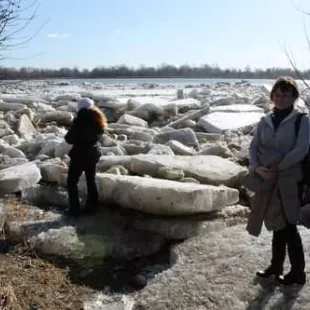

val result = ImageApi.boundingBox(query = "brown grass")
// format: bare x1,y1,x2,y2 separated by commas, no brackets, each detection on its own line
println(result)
0,199,96,309
0,251,94,310
3,200,51,223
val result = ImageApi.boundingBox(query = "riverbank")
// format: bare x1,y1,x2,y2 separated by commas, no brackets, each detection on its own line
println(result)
0,79,310,309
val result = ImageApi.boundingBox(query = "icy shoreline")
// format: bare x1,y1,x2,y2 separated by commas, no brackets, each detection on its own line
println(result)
0,78,310,308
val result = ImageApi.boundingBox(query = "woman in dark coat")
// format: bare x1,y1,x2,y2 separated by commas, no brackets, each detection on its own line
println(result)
247,77,309,285
65,97,106,217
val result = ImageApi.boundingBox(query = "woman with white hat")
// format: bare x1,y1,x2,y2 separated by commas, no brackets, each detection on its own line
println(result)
65,97,107,217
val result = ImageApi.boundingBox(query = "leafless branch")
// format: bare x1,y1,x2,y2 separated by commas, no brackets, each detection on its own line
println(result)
290,0,310,16
0,0,42,58
284,48,310,89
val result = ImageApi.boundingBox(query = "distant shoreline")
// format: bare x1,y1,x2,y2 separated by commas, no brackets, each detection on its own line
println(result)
0,76,274,81
0,77,277,87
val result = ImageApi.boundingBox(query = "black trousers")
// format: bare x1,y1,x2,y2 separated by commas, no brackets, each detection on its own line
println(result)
271,223,305,274
67,158,98,212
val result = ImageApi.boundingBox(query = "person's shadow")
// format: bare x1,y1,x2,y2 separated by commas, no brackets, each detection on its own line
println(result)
246,277,277,310
246,277,303,310
271,285,303,310
39,239,177,293
32,203,180,293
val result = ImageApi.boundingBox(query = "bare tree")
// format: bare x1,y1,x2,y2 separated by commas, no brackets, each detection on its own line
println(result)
285,48,310,89
286,1,310,89
0,0,40,60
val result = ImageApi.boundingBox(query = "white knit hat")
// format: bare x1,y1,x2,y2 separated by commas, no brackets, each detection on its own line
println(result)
77,97,94,111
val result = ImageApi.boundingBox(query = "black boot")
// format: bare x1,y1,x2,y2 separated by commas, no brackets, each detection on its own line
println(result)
287,225,305,274
83,206,97,215
84,161,99,215
278,271,306,285
83,197,98,215
278,225,306,285
65,208,81,218
256,265,283,278
257,229,286,278
67,161,83,218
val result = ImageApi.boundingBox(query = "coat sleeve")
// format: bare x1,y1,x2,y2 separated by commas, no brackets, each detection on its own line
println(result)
249,118,263,171
64,118,80,145
277,115,310,171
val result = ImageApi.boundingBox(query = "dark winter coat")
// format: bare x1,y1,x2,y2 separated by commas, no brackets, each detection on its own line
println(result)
65,109,103,163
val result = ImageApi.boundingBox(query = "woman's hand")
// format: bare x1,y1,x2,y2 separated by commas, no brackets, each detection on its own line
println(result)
255,166,276,180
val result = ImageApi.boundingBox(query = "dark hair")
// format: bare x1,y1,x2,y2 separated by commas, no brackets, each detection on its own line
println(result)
270,76,299,100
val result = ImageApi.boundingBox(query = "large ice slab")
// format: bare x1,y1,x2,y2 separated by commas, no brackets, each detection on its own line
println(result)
0,162,41,195
198,111,264,134
127,96,168,106
130,155,247,188
210,104,264,113
165,98,201,109
96,174,239,216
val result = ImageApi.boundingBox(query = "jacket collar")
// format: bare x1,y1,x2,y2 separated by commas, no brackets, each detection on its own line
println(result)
264,107,299,129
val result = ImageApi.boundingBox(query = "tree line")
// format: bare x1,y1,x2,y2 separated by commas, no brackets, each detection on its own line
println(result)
0,64,309,80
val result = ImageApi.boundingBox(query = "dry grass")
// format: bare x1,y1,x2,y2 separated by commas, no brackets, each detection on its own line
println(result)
0,199,96,309
0,285,22,310
3,200,52,223
0,250,95,310
3,201,29,223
